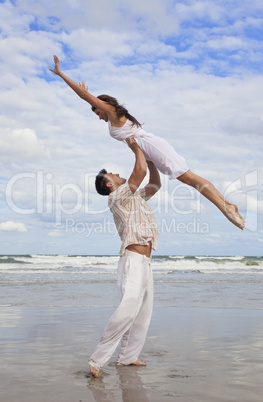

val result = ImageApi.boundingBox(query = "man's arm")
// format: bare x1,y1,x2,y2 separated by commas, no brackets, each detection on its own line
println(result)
142,160,162,200
49,55,115,114
126,137,147,193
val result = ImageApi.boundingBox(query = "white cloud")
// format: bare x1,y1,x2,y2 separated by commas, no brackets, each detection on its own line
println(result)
0,1,34,36
14,0,180,36
60,29,134,59
48,229,64,237
0,128,50,162
207,36,247,50
175,1,224,23
0,221,27,232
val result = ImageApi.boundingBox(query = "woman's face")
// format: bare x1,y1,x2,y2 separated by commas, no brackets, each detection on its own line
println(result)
93,108,108,122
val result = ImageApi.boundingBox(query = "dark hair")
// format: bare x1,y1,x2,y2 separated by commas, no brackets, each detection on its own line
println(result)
95,169,110,196
91,95,141,127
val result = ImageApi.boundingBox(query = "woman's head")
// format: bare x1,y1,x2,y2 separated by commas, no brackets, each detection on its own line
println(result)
91,95,141,127
91,95,118,112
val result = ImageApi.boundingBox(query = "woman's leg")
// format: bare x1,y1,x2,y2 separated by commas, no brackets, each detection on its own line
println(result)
177,170,245,229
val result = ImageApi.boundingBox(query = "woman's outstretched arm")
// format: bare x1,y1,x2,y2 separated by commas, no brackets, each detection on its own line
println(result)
49,55,114,113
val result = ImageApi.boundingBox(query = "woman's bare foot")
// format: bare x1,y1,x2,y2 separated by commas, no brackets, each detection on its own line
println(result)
225,204,245,230
89,364,100,377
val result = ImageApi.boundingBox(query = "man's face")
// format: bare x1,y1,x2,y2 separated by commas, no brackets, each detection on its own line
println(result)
105,172,126,190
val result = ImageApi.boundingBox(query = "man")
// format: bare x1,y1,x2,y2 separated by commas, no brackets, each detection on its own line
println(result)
89,136,161,377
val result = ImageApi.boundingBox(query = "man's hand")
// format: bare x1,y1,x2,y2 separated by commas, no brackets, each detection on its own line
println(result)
49,55,62,76
126,136,140,153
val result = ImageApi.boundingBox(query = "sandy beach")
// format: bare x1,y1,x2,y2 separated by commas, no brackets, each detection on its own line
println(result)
1,305,262,402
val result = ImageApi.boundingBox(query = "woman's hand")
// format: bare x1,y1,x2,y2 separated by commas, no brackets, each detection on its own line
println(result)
78,81,88,91
49,55,62,76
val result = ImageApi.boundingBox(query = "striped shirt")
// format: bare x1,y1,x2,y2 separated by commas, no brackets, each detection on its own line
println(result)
108,182,159,255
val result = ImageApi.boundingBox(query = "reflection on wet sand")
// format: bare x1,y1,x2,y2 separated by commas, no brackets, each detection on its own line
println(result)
1,307,263,402
88,375,115,402
87,365,149,402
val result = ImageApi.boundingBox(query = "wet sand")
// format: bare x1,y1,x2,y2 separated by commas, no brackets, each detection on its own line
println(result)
0,306,263,401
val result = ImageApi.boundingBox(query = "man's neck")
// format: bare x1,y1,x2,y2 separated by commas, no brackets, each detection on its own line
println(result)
110,184,121,193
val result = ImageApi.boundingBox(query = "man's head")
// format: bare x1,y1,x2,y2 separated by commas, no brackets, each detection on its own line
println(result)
95,169,126,196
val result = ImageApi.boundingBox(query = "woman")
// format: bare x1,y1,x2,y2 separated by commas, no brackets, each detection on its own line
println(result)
49,55,245,230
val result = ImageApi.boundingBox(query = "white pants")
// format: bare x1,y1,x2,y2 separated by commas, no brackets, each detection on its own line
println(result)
89,250,154,371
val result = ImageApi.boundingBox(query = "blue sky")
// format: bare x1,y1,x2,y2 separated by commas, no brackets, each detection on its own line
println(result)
0,0,262,256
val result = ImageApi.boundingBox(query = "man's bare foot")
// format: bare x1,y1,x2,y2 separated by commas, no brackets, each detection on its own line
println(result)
131,360,147,366
225,204,245,230
89,364,100,377
117,359,147,366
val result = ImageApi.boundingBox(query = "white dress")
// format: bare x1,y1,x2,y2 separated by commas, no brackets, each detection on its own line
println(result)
108,119,189,179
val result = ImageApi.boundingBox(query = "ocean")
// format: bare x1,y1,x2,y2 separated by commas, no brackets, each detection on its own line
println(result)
1,254,262,310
